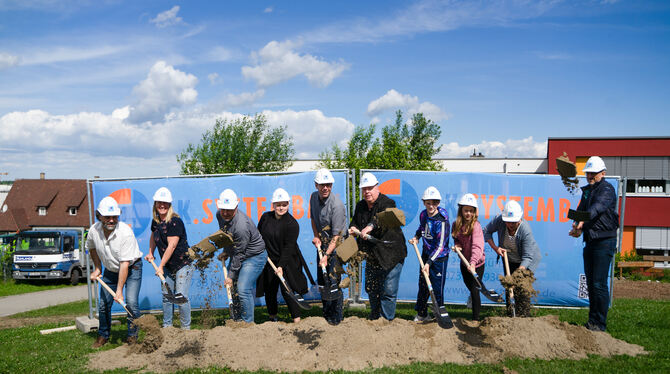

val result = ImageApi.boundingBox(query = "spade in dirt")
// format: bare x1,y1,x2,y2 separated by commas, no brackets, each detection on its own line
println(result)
267,257,311,310
317,247,342,301
411,241,453,329
503,250,516,317
148,259,188,305
97,277,134,317
452,246,504,303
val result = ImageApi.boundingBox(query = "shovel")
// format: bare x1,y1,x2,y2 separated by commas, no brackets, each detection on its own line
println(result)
96,277,133,316
266,257,311,310
452,246,504,303
503,251,516,317
149,259,188,305
349,227,394,245
222,264,240,320
317,247,342,301
411,241,453,329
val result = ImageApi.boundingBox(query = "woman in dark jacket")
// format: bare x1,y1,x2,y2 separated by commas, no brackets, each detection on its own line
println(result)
256,188,308,322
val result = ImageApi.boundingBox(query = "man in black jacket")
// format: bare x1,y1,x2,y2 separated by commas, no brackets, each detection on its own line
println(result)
349,172,407,320
569,156,619,332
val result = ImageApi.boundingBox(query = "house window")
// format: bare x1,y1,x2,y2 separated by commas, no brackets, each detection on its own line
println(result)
69,207,78,216
38,206,47,216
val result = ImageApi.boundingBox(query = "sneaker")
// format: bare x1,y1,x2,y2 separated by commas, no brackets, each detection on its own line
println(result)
414,314,434,322
126,336,138,345
92,336,108,348
268,316,279,322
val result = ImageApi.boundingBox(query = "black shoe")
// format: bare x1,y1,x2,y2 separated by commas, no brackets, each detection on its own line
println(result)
268,316,279,322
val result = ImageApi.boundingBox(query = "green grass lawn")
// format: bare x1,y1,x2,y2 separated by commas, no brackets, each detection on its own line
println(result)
0,299,668,373
0,278,72,297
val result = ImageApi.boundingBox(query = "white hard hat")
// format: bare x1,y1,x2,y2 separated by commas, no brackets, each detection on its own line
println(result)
502,200,523,222
422,186,442,201
314,168,334,184
272,188,290,203
458,193,478,210
97,196,121,216
153,187,173,203
583,156,607,173
217,189,239,210
359,172,379,188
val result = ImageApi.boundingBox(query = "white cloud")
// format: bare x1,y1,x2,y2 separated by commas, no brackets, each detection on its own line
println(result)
207,46,234,62
241,40,349,88
207,73,221,85
439,137,547,158
127,61,198,124
0,53,20,70
150,5,184,28
20,45,127,65
367,89,448,121
223,89,265,107
261,109,355,158
264,7,273,13
304,0,558,44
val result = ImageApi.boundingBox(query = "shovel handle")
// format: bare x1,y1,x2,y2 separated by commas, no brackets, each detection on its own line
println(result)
96,277,132,316
451,246,477,275
411,242,432,287
266,257,286,282
503,251,514,299
222,264,234,301
148,259,167,282
317,247,328,272
350,227,369,240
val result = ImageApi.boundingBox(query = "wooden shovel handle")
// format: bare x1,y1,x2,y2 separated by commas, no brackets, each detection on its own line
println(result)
96,277,132,315
411,242,431,287
148,259,167,282
222,264,233,301
502,251,514,299
451,246,476,275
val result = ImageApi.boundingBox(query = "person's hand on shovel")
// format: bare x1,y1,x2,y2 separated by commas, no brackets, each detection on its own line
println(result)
90,268,101,282
224,276,233,288
114,288,124,304
408,237,430,274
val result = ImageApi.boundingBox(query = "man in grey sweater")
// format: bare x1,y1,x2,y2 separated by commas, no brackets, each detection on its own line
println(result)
216,188,268,323
484,200,541,316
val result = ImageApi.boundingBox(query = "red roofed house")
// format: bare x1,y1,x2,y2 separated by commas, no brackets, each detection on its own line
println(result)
0,176,90,234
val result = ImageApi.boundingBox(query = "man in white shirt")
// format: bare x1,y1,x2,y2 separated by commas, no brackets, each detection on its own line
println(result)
87,196,143,348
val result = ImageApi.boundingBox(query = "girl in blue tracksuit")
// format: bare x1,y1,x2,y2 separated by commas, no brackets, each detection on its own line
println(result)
409,186,450,322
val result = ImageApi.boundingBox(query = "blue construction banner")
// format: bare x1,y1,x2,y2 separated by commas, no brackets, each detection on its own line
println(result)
89,171,349,314
358,170,619,307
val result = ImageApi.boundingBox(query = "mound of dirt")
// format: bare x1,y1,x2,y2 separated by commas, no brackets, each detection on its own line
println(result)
88,315,644,373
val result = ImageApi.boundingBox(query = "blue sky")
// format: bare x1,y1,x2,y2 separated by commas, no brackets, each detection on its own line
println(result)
0,0,668,180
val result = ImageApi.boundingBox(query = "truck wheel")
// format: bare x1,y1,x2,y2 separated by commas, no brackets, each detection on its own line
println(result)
70,269,81,285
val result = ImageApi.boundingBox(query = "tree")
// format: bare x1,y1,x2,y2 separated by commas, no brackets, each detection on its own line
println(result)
177,114,294,174
320,110,443,172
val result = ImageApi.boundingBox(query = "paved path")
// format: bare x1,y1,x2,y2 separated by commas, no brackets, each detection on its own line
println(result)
0,285,90,317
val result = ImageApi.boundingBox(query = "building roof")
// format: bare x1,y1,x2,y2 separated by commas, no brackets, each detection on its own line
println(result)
0,179,90,232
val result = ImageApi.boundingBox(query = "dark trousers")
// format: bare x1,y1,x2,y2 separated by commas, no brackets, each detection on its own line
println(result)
262,264,302,319
415,254,448,317
583,237,616,330
317,253,343,325
460,263,485,321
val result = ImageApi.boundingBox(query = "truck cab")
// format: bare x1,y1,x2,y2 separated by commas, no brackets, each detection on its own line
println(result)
12,230,88,285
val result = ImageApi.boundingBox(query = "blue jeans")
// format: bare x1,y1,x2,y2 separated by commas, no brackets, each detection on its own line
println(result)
415,254,448,317
98,260,142,339
365,261,403,320
162,264,194,329
230,251,267,323
583,237,616,331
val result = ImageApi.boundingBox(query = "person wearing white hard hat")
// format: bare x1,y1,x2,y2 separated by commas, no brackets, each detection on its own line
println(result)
452,193,486,321
215,189,268,323
408,186,450,322
256,188,311,323
310,168,347,325
569,156,619,332
87,196,143,348
144,187,194,329
484,199,542,316
349,172,407,321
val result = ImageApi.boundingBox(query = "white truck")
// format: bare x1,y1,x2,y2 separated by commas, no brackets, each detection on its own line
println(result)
12,229,90,285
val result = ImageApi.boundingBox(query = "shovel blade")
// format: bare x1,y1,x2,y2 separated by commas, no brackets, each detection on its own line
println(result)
290,293,312,310
430,290,453,329
476,277,504,302
319,285,342,301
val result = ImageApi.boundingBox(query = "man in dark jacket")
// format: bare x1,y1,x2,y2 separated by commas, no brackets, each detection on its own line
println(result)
569,156,619,332
349,172,407,320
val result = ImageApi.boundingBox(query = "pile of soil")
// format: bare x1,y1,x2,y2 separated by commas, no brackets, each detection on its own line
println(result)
88,315,644,373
